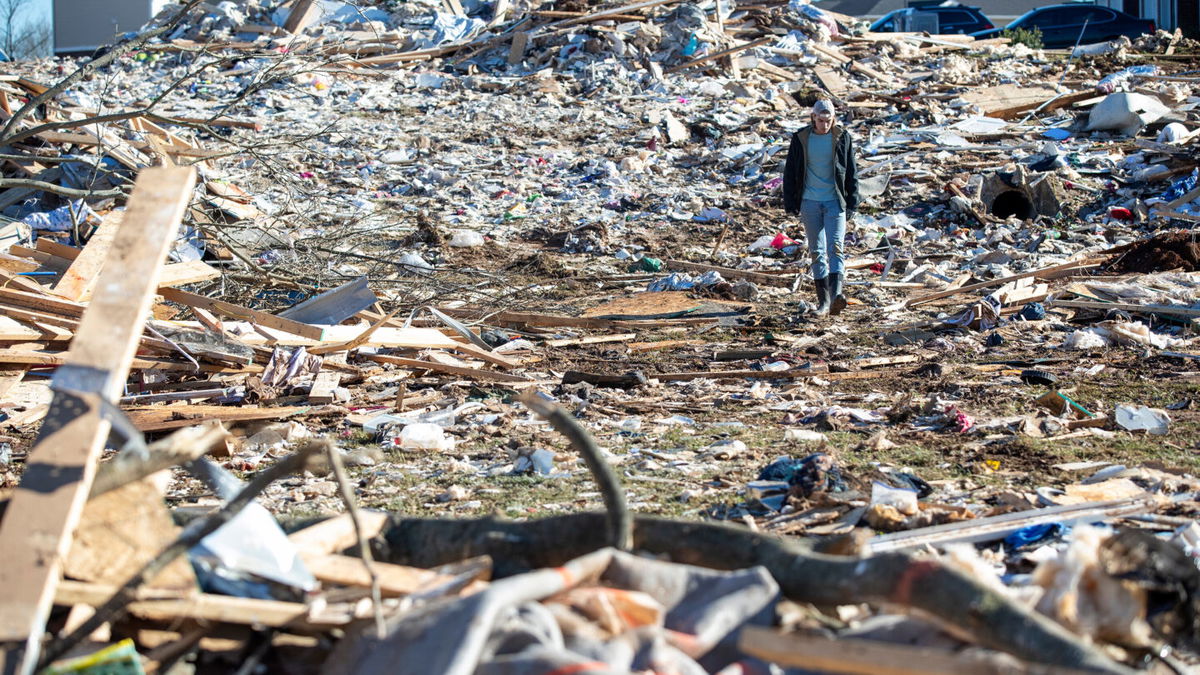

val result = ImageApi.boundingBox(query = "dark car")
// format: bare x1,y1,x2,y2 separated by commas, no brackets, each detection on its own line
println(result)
870,3,995,35
970,4,1155,48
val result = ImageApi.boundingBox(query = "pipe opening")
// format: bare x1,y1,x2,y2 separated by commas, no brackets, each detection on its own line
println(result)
990,190,1036,220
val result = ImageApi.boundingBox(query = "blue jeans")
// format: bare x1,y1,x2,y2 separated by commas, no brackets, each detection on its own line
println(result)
800,199,845,280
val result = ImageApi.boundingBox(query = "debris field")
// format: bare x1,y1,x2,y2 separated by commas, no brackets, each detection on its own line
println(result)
0,0,1197,673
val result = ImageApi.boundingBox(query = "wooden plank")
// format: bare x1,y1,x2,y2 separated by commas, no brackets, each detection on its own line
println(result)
64,478,196,590
286,512,389,556
1052,299,1200,319
124,404,309,433
0,252,37,273
54,580,346,629
158,287,325,341
300,553,450,597
308,370,341,404
905,259,1102,308
7,246,71,273
0,368,25,399
33,131,220,160
452,342,518,369
813,64,848,97
34,238,81,260
157,260,221,288
308,306,401,356
0,166,196,674
545,333,637,347
507,30,531,65
0,286,87,316
364,353,531,382
666,37,772,74
626,339,703,352
284,0,321,33
49,213,122,301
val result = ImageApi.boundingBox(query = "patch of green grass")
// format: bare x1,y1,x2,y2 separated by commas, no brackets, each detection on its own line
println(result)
1001,26,1043,49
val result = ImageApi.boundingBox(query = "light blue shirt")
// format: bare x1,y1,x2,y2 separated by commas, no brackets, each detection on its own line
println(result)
803,131,837,202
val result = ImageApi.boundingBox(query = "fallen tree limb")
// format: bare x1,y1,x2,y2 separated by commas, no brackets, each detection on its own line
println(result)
0,179,124,199
378,514,1129,674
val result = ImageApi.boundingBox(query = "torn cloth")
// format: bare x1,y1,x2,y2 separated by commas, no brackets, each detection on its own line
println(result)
261,346,322,388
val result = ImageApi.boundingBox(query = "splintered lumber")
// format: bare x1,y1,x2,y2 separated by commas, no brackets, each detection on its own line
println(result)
287,512,389,555
284,0,321,33
627,339,703,352
124,405,316,432
508,30,530,65
157,260,221,288
0,350,259,374
48,213,122,301
0,166,196,674
665,37,771,74
905,259,1102,308
364,353,530,382
0,286,87,316
1051,299,1200,319
54,580,347,629
738,628,1096,675
300,554,457,597
64,478,196,591
545,333,637,347
158,287,324,341
307,306,401,355
0,252,37,273
308,370,342,404
869,494,1158,554
451,342,518,369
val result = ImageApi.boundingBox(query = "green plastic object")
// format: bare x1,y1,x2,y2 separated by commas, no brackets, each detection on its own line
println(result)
631,256,662,272
44,639,145,675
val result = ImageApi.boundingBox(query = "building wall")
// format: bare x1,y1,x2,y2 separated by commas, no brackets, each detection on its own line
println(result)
53,0,156,54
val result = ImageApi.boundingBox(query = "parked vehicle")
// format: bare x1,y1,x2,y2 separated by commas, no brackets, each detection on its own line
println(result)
870,2,995,35
970,4,1155,48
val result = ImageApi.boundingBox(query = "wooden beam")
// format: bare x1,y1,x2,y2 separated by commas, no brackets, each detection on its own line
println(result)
0,286,86,316
157,260,221,288
905,259,1102,308
284,0,321,33
308,370,341,404
545,333,637,347
49,213,122,302
300,553,453,598
1051,299,1200,319
54,580,346,629
364,353,530,382
286,512,389,556
666,38,772,74
158,287,324,341
0,166,196,674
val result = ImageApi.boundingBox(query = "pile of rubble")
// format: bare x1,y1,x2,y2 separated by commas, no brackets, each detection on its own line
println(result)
0,0,1197,673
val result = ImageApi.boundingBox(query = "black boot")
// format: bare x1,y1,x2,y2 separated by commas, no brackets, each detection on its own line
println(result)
829,272,847,315
813,276,831,316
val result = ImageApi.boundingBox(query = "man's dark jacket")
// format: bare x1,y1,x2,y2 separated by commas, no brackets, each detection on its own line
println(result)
782,125,860,215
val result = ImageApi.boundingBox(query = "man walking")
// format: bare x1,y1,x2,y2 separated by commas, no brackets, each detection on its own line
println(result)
783,99,860,316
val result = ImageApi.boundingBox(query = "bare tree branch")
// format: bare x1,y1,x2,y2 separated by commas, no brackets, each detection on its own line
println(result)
0,0,205,143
